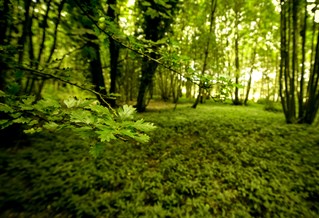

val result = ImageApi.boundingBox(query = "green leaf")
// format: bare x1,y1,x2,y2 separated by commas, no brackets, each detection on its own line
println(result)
43,122,59,131
28,119,39,126
70,110,95,124
145,7,159,19
118,105,135,120
120,130,150,143
141,1,152,7
0,119,12,129
24,127,42,134
96,128,116,142
13,117,32,124
0,103,14,113
34,98,60,112
131,119,156,132
121,129,136,138
64,98,77,108
134,133,150,143
88,104,112,117
22,96,36,105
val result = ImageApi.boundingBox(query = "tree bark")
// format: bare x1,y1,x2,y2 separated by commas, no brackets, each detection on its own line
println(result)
192,0,217,108
298,1,307,122
244,44,257,105
232,8,241,105
87,39,109,106
136,55,158,112
0,0,11,90
107,0,120,107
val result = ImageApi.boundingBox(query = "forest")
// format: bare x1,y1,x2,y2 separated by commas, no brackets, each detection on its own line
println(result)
1,0,319,217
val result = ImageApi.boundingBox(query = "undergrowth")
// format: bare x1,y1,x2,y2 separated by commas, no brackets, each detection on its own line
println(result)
1,104,319,217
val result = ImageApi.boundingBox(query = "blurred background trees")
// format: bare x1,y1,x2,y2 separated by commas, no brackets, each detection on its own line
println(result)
0,0,319,123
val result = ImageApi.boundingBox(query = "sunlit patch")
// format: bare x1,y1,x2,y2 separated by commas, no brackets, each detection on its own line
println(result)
315,10,319,23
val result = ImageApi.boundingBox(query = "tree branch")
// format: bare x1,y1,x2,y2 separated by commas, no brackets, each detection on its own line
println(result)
14,66,115,111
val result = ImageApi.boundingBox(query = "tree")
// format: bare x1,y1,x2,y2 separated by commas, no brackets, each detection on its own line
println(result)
107,0,121,107
279,0,319,124
135,0,179,112
192,0,217,108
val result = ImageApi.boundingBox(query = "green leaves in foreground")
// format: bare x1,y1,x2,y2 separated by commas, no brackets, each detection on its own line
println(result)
0,94,156,157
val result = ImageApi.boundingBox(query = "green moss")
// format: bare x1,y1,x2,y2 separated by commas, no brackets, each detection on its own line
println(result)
1,104,319,217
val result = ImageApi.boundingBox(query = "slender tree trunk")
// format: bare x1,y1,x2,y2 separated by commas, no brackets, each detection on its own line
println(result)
136,55,158,112
289,0,298,122
0,0,10,90
47,0,66,63
74,0,110,106
27,4,35,67
18,0,31,64
233,9,241,105
244,40,257,105
87,39,109,106
192,0,217,108
135,0,179,112
304,29,319,124
107,0,120,107
36,0,52,69
279,0,288,119
298,1,307,122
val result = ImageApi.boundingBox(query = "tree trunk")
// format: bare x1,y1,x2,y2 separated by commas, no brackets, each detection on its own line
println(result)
18,0,31,64
107,0,120,107
47,0,66,63
192,0,217,108
0,0,10,90
304,29,319,124
244,38,258,105
233,9,241,105
136,55,158,112
298,1,307,122
87,39,109,106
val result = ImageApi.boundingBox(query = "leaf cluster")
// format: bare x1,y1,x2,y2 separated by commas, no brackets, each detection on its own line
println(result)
0,91,156,157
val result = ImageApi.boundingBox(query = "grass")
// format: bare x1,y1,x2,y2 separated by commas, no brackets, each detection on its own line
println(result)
1,101,319,217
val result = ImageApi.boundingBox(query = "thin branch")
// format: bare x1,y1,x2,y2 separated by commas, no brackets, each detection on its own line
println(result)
56,45,86,68
14,66,115,112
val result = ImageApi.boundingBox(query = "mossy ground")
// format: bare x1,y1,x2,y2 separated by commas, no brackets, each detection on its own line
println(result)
1,100,319,217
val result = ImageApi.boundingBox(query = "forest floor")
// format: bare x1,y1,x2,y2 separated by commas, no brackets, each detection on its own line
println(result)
1,100,319,217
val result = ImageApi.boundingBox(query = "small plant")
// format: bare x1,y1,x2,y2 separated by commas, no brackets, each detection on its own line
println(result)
0,90,156,157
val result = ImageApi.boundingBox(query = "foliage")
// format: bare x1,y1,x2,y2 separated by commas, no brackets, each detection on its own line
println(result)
257,98,282,113
264,101,282,113
1,104,319,217
0,91,156,157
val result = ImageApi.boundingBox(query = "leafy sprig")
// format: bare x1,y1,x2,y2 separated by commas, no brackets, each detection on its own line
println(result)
0,91,156,157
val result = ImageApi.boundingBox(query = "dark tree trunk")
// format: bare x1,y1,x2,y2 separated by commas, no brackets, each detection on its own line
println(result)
74,0,109,106
47,0,66,63
0,0,10,90
107,0,120,107
298,1,307,122
87,39,109,106
233,9,241,105
279,0,319,124
136,0,179,112
18,0,31,64
36,0,52,69
304,30,319,124
136,55,158,112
